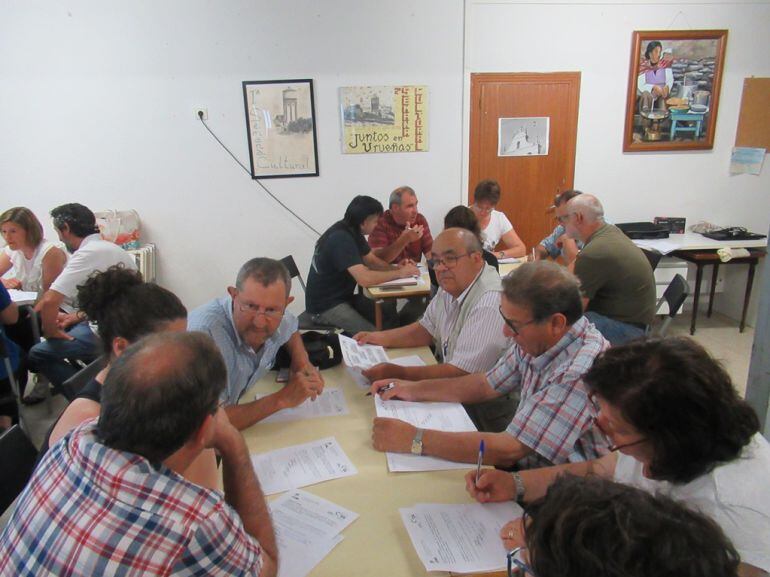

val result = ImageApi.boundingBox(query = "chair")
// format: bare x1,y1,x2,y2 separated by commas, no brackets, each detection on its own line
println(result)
0,424,38,515
0,329,25,432
653,274,689,337
641,249,663,271
60,355,108,401
280,255,340,331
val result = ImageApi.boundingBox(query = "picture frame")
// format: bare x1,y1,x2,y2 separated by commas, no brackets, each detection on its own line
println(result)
623,30,727,152
242,79,319,178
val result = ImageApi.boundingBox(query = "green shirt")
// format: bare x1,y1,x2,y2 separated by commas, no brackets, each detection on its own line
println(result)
574,223,656,325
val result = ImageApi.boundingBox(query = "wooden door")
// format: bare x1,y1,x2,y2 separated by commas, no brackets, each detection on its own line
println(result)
469,73,581,252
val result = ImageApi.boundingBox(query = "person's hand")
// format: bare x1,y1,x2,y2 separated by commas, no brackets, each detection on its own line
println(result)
353,331,388,346
44,326,75,341
372,417,417,453
500,518,526,551
369,378,417,400
279,366,324,409
362,362,405,382
400,224,424,244
556,235,579,263
57,312,82,330
206,406,243,455
397,261,420,277
1,278,22,290
465,468,516,503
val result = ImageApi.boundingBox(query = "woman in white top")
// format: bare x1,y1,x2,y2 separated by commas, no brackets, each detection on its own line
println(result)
470,179,526,259
468,337,770,577
1,207,67,296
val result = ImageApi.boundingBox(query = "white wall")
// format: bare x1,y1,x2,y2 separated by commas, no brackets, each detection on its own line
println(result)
1,0,465,311
465,0,770,323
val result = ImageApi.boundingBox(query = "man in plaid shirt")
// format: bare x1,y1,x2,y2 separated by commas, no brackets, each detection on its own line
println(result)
368,186,433,264
0,332,277,577
370,261,610,470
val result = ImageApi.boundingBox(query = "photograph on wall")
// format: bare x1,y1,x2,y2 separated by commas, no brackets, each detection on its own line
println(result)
242,79,319,178
498,117,550,157
623,30,727,152
340,85,428,154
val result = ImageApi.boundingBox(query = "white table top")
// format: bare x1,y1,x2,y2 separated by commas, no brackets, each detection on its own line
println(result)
633,232,768,255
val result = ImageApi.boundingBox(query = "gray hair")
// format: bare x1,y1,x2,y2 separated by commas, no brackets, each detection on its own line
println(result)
502,261,583,325
235,257,291,295
388,186,416,208
568,194,605,223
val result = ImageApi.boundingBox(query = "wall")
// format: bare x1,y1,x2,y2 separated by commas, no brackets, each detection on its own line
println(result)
0,0,465,311
465,0,770,324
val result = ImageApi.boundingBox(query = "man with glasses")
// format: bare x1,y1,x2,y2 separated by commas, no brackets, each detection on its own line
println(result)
188,257,323,430
533,189,583,265
369,261,609,468
355,228,508,383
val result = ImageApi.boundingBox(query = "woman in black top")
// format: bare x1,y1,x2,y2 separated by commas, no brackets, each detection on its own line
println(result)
305,195,419,333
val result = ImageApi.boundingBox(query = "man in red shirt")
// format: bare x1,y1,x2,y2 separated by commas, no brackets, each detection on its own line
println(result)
368,186,433,263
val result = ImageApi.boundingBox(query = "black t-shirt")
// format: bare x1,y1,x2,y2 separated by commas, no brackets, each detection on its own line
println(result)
305,223,371,314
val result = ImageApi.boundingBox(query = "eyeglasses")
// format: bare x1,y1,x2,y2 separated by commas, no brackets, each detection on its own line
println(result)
236,300,284,319
499,307,538,336
507,547,535,576
471,204,494,215
588,393,648,452
427,253,470,269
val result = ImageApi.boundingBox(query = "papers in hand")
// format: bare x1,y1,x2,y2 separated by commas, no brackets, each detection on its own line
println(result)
251,437,357,495
256,387,349,423
374,395,477,472
8,289,37,305
400,502,523,573
339,334,391,389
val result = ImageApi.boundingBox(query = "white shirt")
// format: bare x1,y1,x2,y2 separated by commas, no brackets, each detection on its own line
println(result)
3,239,65,295
614,433,770,572
480,210,514,251
50,234,137,311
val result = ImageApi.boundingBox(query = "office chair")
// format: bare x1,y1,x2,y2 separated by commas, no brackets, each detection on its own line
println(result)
60,355,108,402
280,255,340,331
641,249,663,271
654,274,689,337
0,424,38,515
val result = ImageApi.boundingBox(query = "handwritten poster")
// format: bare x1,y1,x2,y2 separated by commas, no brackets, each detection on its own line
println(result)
340,85,429,154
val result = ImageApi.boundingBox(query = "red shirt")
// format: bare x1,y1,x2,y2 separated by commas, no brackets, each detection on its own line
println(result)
368,210,433,262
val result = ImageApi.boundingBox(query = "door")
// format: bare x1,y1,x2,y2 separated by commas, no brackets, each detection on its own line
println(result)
469,72,581,252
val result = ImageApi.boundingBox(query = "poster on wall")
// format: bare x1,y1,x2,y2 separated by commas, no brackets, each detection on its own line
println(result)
498,117,549,157
242,79,319,178
340,85,428,154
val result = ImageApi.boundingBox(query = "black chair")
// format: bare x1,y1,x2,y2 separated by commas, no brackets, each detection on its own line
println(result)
280,255,340,331
60,355,108,401
654,274,689,337
641,249,663,271
0,424,38,515
0,329,25,432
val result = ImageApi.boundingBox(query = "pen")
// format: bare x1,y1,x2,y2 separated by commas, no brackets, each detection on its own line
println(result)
366,382,395,397
475,439,485,485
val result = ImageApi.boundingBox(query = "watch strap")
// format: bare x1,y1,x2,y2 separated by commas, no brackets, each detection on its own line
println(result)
411,428,424,455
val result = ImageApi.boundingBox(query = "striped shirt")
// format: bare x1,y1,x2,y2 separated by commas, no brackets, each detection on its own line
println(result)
486,316,610,469
0,420,262,576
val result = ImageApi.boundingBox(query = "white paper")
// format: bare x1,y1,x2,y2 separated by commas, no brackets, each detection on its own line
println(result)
374,395,478,472
390,355,427,368
338,334,389,368
256,387,349,423
497,257,522,264
273,527,341,577
251,437,358,495
632,238,680,255
8,289,37,305
370,275,419,288
400,502,523,573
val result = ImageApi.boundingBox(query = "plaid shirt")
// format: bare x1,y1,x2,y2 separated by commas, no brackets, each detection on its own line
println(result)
539,224,584,259
368,210,433,262
0,420,262,577
486,316,610,469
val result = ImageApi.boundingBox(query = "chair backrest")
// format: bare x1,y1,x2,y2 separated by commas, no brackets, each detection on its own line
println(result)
61,355,108,402
280,255,307,293
641,249,663,271
655,274,689,337
0,425,38,515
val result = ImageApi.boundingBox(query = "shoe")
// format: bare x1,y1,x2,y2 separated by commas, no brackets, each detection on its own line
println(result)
22,375,50,405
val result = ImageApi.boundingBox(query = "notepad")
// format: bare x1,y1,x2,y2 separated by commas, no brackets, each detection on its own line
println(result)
370,276,419,288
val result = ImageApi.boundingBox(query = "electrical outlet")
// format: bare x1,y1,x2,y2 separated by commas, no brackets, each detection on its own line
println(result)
194,107,208,120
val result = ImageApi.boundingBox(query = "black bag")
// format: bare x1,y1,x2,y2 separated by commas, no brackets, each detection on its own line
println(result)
272,331,342,371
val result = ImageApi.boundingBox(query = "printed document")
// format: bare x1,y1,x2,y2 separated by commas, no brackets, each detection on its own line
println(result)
256,387,349,423
8,289,37,305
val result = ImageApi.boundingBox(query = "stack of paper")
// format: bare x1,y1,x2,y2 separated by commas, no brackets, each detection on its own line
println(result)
8,289,37,305
370,276,420,288
400,502,523,573
270,489,359,577
256,387,349,423
338,334,390,389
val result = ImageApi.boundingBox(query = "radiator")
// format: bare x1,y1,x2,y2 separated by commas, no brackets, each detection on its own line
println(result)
127,243,157,282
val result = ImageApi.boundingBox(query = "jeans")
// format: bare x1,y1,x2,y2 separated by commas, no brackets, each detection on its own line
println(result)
28,322,100,390
584,311,646,347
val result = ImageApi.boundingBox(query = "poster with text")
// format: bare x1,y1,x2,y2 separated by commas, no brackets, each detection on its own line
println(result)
340,85,429,154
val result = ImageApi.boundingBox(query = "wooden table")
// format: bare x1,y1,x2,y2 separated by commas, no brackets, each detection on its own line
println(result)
240,347,508,577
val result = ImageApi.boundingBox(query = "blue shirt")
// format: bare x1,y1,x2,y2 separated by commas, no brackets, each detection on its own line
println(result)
187,296,297,405
539,224,584,259
0,286,20,380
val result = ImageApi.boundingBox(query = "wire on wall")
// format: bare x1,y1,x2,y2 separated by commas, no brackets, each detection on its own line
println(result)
197,112,321,237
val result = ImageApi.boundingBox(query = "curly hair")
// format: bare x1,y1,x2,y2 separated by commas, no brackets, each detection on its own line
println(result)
524,475,740,577
77,265,187,356
585,337,759,483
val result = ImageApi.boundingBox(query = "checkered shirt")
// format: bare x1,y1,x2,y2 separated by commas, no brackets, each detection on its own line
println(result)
486,316,610,469
0,420,262,577
368,210,433,262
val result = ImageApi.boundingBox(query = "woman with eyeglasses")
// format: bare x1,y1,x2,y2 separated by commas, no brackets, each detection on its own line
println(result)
468,337,770,577
470,180,526,260
504,475,739,577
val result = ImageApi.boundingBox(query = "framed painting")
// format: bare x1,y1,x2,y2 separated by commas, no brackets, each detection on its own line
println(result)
242,79,319,178
623,30,727,152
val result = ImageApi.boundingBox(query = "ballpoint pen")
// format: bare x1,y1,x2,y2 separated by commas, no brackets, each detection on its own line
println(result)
475,439,485,485
366,382,395,397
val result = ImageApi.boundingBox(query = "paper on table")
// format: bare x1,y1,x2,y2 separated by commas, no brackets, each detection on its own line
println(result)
389,355,426,368
374,395,478,472
8,289,37,305
338,334,389,368
256,387,349,423
370,276,419,288
632,238,680,255
400,502,523,573
497,257,522,264
251,437,358,495
272,527,341,577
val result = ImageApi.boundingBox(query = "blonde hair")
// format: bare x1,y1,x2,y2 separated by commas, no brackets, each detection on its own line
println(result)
0,206,44,247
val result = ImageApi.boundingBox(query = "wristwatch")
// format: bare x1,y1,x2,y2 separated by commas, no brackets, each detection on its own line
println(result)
411,428,425,455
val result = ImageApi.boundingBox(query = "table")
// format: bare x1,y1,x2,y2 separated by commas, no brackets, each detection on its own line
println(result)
242,347,506,577
670,109,706,140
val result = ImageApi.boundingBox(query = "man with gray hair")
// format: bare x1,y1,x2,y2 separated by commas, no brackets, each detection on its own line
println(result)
188,257,324,430
562,194,656,345
368,261,609,469
368,185,433,263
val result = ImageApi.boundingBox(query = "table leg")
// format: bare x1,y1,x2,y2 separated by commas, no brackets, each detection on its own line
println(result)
374,300,383,331
690,263,704,335
740,261,757,332
707,262,719,317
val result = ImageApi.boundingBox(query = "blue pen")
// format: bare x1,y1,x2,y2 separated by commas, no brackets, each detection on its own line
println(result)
475,439,485,485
